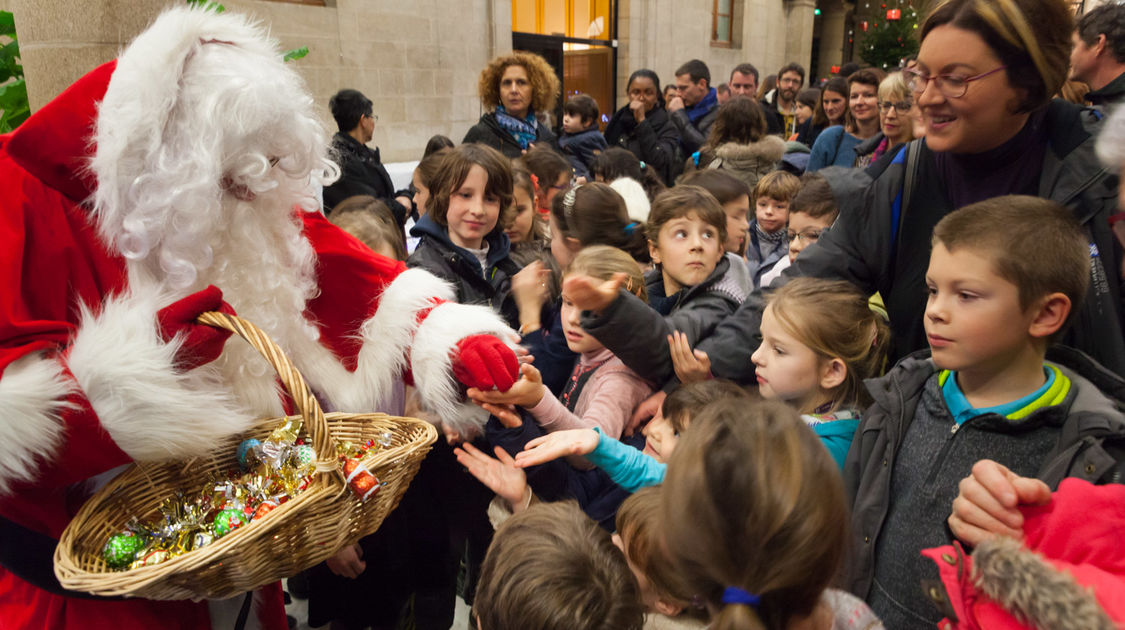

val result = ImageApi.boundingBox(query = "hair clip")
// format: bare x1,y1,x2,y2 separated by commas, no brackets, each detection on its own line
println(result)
639,161,647,170
529,173,540,191
721,586,760,609
563,185,579,218
624,221,641,234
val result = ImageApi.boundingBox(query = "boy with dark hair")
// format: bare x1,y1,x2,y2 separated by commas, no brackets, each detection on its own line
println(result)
761,172,840,286
668,59,718,155
324,88,412,222
474,501,644,630
559,93,608,180
845,195,1125,628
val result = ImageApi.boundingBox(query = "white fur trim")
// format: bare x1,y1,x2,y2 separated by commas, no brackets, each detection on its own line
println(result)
0,354,72,494
65,291,255,461
294,268,455,412
609,177,651,223
410,302,518,435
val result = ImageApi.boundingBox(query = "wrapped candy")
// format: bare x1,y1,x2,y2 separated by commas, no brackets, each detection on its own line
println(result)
236,438,262,470
342,458,380,501
213,508,249,538
252,500,278,521
103,531,145,568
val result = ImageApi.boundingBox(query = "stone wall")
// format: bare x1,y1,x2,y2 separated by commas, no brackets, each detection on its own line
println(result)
9,0,509,162
617,0,808,109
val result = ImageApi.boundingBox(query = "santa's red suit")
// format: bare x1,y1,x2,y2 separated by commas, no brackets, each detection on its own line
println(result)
0,8,516,629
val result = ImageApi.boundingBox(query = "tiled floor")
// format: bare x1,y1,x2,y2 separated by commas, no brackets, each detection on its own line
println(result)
284,580,471,630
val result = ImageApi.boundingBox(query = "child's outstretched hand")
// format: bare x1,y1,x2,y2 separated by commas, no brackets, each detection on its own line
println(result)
512,261,551,332
668,331,712,384
515,428,600,468
562,272,627,314
476,401,524,428
454,443,529,511
467,363,546,409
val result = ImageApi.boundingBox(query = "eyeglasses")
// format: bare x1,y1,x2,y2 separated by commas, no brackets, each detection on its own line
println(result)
364,113,379,123
879,100,913,113
786,227,825,243
904,66,1007,99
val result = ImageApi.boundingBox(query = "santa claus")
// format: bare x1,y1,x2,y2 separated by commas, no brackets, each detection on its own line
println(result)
0,7,518,629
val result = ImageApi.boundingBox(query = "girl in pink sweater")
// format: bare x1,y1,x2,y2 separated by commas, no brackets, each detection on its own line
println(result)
469,245,653,439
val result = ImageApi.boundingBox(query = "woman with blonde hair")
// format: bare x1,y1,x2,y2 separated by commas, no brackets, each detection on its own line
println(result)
464,51,561,158
853,71,915,168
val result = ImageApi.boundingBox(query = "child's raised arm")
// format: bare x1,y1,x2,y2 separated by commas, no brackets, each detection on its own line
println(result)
517,428,666,493
454,442,531,513
562,272,627,313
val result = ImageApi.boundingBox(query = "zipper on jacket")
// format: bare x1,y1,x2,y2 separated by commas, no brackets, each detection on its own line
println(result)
923,418,973,488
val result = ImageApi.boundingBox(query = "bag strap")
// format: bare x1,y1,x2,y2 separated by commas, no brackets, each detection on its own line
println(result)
891,139,923,259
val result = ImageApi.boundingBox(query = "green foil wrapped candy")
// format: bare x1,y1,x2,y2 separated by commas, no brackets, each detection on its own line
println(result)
103,531,144,568
213,508,248,538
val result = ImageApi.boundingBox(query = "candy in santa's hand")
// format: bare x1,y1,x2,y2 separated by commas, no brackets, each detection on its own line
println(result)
342,458,381,501
103,531,145,568
213,507,249,537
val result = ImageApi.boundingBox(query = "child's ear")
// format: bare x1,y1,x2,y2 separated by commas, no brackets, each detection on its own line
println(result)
565,236,582,252
1028,292,1072,339
648,239,662,265
819,357,847,391
654,598,685,617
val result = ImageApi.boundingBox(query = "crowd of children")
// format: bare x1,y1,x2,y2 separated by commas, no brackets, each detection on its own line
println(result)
311,0,1125,628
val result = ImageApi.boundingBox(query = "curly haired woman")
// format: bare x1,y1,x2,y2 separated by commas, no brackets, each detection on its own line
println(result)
464,51,561,158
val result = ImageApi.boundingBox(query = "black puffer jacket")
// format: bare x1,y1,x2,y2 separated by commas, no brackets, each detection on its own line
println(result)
407,215,521,327
604,105,683,185
324,132,407,224
462,112,558,160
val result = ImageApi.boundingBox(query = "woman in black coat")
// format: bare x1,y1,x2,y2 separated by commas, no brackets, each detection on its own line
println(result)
604,69,684,185
463,51,559,158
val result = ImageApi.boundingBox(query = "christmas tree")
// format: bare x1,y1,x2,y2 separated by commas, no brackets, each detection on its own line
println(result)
859,3,920,70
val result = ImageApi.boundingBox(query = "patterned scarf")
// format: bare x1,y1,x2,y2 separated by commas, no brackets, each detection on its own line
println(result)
494,105,539,150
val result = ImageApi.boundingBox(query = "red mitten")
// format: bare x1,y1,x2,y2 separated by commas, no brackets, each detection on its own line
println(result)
452,334,519,392
156,285,236,370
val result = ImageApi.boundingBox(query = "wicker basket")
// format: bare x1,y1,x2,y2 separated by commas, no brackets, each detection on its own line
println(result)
54,311,438,600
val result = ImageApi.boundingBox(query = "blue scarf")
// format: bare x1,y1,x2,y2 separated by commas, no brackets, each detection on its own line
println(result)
686,87,718,124
495,105,539,150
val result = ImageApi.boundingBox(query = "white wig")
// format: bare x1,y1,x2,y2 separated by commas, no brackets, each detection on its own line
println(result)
91,6,338,291
1097,106,1125,171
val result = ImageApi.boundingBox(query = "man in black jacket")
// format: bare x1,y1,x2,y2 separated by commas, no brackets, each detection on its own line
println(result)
1070,3,1125,112
667,59,719,155
324,89,411,224
761,62,805,137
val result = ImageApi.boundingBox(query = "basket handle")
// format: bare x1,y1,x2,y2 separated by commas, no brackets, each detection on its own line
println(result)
196,311,335,472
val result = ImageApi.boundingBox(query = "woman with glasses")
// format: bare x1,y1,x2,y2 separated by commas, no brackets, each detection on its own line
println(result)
806,70,884,171
853,72,916,168
464,51,560,159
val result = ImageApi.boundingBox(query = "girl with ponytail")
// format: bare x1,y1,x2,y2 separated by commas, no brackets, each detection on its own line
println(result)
661,399,885,630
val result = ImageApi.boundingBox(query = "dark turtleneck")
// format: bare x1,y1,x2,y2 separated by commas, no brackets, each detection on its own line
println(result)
933,108,1048,210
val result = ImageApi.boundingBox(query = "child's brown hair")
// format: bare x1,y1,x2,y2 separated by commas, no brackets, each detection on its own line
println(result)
679,169,751,206
551,182,651,263
427,144,514,235
752,171,801,204
644,185,728,246
662,399,848,630
566,245,648,303
768,278,890,412
615,487,707,620
563,93,600,128
415,147,450,205
662,379,751,433
328,195,407,261
789,172,839,221
522,145,572,195
932,195,1089,336
509,162,550,244
475,501,644,630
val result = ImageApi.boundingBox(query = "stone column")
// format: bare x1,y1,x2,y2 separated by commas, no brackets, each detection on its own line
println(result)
11,0,165,111
817,0,850,78
784,0,816,71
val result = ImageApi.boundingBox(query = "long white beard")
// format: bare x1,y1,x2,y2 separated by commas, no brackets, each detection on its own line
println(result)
127,182,324,417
